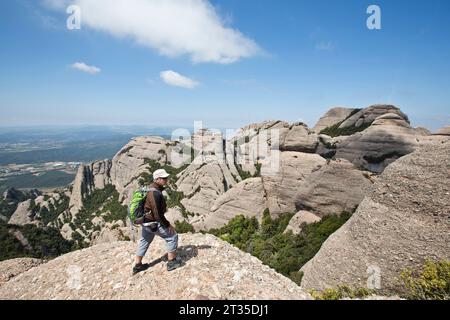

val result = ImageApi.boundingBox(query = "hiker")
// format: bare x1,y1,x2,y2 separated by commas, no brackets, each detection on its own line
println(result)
132,169,183,275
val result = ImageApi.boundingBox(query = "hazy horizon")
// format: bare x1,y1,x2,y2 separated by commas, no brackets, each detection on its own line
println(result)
0,111,448,133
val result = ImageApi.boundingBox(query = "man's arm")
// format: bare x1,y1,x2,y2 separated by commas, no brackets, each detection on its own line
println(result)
144,191,170,228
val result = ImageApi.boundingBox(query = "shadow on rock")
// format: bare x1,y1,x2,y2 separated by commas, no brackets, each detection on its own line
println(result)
145,244,212,269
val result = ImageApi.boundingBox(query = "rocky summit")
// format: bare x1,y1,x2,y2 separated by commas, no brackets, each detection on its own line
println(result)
300,141,450,293
0,233,311,300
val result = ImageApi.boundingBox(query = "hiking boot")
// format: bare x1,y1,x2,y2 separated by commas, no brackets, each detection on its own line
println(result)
132,263,149,275
167,259,183,272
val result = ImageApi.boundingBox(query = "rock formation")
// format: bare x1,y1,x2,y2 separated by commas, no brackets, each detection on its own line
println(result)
335,112,422,172
0,258,43,286
0,234,311,300
231,120,291,175
338,105,409,130
261,152,326,215
198,178,268,230
284,211,321,235
295,159,374,217
176,154,239,217
280,122,319,153
110,136,183,203
434,125,450,136
300,141,450,293
8,200,37,226
69,159,112,215
313,107,359,133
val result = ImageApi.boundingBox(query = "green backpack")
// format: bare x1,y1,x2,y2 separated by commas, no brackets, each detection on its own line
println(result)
128,187,155,225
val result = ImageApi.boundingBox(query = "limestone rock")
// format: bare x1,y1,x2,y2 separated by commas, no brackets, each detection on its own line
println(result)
315,134,348,159
280,122,319,153
261,152,326,215
176,154,239,217
434,125,450,136
335,115,420,173
199,178,268,230
231,120,291,175
69,159,112,215
295,159,374,217
60,223,74,241
284,211,321,235
0,258,43,286
0,234,311,300
414,127,431,136
338,105,409,129
90,224,130,246
300,142,450,293
370,113,411,128
313,107,359,133
110,136,181,204
8,200,38,226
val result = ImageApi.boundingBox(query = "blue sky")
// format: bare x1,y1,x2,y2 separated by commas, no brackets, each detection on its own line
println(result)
0,0,449,131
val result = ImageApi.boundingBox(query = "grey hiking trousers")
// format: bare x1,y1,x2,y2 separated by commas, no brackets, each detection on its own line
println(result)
136,222,178,257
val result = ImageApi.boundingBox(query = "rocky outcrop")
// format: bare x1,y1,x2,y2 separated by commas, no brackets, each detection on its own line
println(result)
300,141,450,293
413,127,431,136
2,188,25,202
313,107,359,133
0,234,311,300
230,120,290,144
69,160,112,215
434,125,450,136
8,200,37,226
280,122,319,153
2,189,41,225
284,211,321,235
176,154,240,217
295,159,374,217
198,178,268,230
110,136,183,204
261,152,326,215
335,113,421,173
195,150,331,230
231,120,291,175
0,258,43,286
174,129,243,218
34,192,61,212
90,221,130,246
338,105,409,129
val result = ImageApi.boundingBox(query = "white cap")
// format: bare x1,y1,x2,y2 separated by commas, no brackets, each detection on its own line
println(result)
153,169,170,180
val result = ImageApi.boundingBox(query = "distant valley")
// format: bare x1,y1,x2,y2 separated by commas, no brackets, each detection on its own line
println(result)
0,125,176,193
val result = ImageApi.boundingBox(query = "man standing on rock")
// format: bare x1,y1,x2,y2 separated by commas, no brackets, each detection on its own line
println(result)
133,169,183,275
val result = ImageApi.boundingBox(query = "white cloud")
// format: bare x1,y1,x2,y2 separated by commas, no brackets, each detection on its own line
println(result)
315,41,335,51
44,0,261,64
70,62,101,74
160,70,199,89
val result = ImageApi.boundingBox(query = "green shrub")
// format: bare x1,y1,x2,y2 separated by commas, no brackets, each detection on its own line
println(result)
175,220,195,234
0,223,73,261
400,260,450,300
166,189,185,209
207,211,352,284
310,285,373,300
319,109,369,138
70,184,126,245
38,193,70,225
